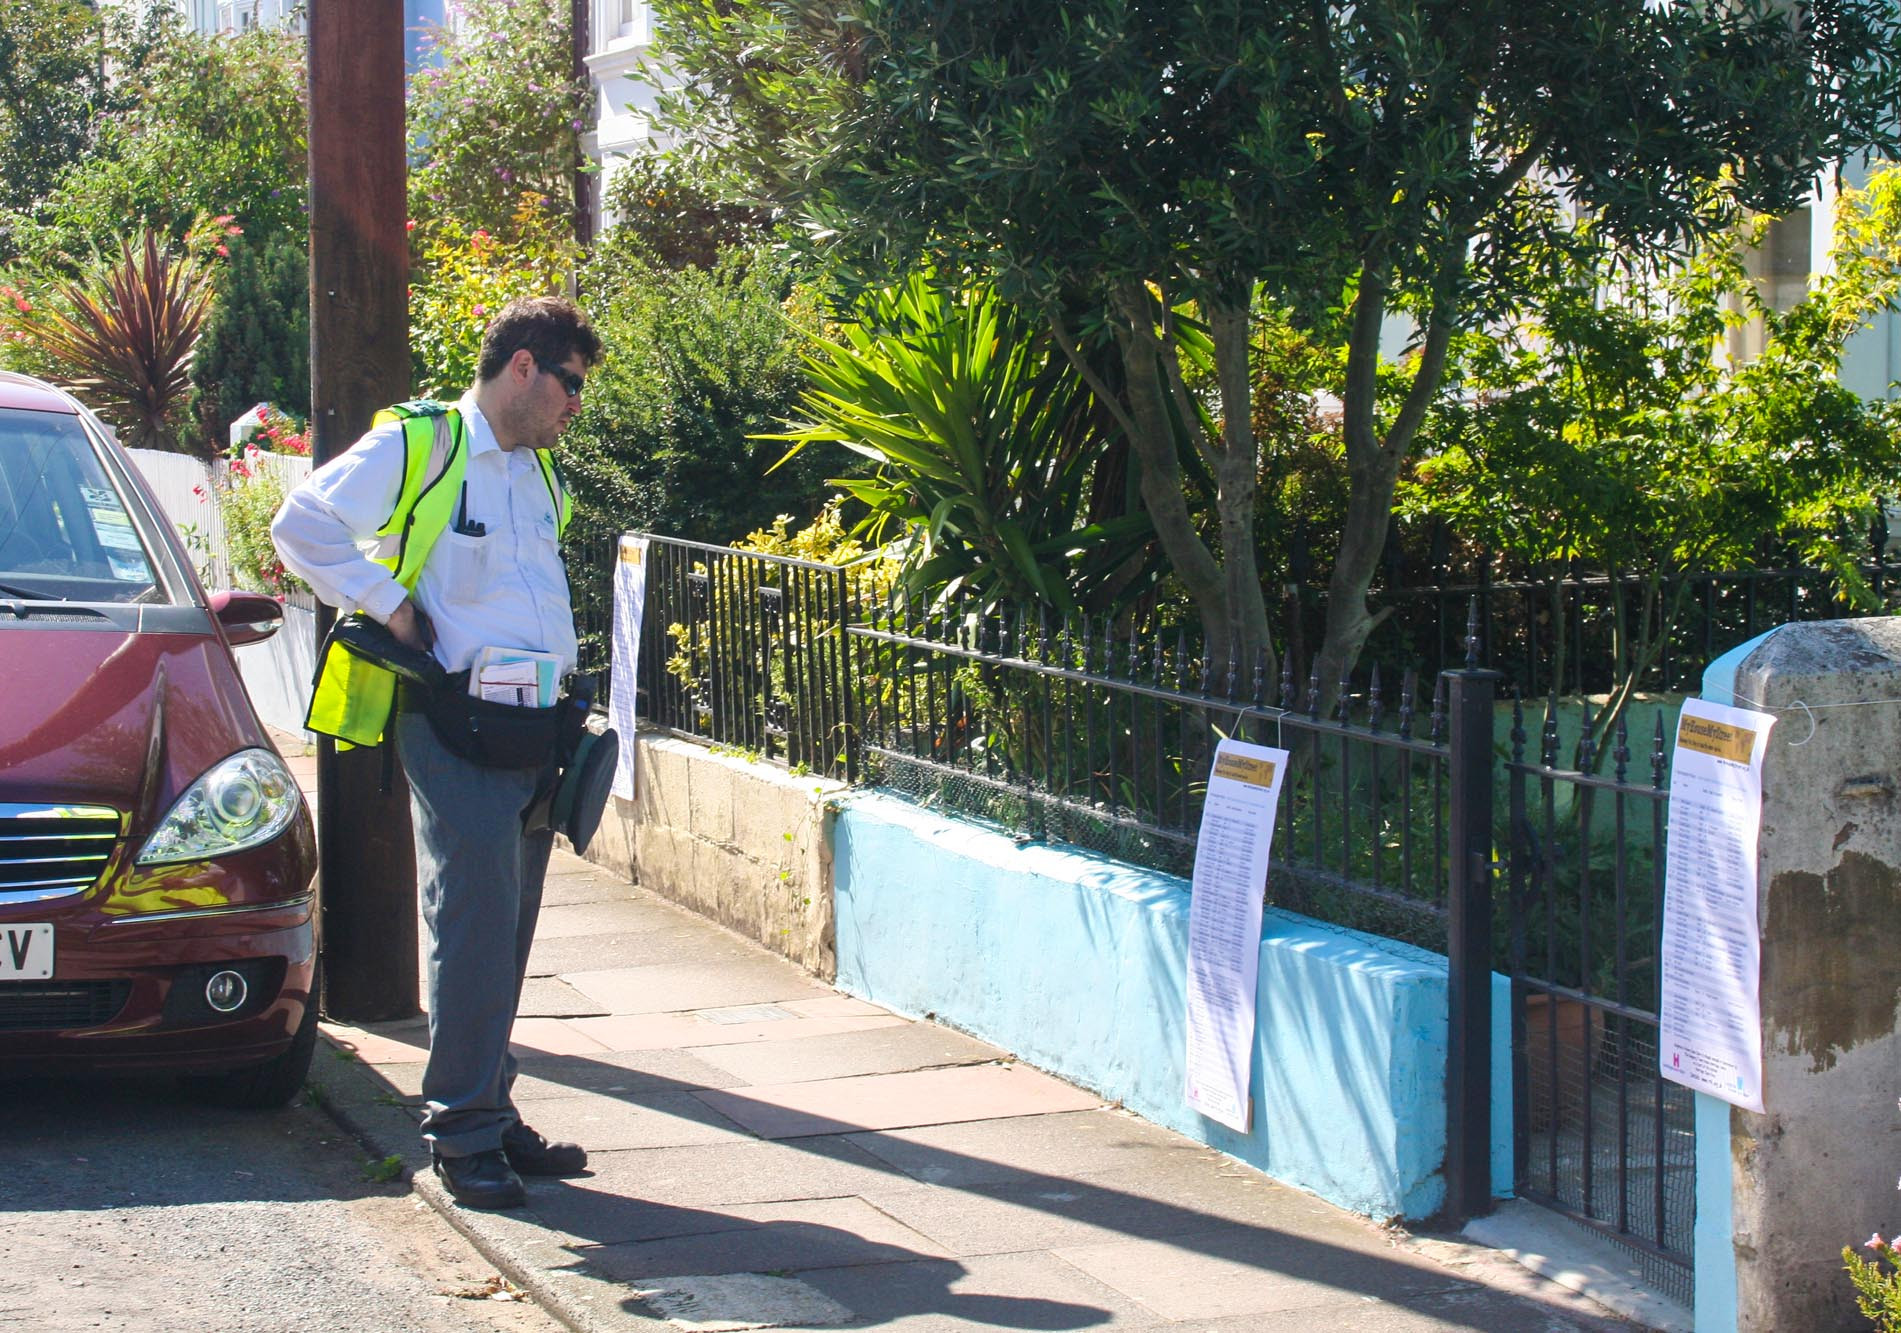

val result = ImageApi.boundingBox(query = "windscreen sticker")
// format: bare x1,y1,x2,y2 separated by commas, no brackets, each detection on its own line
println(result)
106,551,149,582
93,520,142,552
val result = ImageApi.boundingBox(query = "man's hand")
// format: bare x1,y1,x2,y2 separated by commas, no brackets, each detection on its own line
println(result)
386,600,434,652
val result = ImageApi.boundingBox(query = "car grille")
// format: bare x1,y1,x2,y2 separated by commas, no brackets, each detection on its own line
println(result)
0,804,122,903
0,980,132,1031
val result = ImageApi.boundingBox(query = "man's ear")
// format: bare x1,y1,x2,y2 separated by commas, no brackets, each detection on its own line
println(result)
509,347,538,384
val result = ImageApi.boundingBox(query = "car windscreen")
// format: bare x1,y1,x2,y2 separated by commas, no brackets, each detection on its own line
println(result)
0,406,166,604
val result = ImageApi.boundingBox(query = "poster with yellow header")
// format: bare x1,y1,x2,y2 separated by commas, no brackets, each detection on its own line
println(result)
609,535,649,800
1660,696,1775,1112
1185,737,1290,1132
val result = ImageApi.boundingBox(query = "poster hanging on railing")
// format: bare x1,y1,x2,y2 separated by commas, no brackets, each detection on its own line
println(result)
1185,737,1289,1132
609,535,649,800
1659,696,1775,1113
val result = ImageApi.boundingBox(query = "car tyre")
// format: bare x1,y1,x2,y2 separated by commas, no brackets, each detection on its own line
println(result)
179,962,321,1110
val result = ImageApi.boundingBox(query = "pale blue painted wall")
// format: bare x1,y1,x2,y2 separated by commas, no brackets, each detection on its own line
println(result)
1688,628,1780,1333
832,792,1512,1221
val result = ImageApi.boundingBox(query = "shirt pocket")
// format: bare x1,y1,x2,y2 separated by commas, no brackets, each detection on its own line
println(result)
436,529,493,603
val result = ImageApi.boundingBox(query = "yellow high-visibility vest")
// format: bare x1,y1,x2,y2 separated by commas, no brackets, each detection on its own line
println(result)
303,402,572,747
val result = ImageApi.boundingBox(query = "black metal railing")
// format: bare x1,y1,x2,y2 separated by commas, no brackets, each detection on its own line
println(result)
614,532,1685,1274
1505,695,1691,1304
1340,559,1898,700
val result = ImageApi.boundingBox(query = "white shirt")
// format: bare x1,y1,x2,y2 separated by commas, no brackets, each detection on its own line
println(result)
271,393,578,677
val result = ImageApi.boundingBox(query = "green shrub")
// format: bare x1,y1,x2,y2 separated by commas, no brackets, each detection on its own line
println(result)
189,230,309,439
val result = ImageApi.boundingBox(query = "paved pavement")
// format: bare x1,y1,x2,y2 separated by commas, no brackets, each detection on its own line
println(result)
275,731,1643,1332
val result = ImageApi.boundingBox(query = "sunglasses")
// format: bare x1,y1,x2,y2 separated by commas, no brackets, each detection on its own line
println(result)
534,357,585,397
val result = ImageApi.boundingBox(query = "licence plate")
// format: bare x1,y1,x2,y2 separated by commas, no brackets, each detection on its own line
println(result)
0,924,52,979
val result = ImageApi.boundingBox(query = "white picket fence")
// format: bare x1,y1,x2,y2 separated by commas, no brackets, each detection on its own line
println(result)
128,446,317,735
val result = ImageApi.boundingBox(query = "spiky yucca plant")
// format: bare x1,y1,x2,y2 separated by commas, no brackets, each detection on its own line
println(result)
15,231,215,455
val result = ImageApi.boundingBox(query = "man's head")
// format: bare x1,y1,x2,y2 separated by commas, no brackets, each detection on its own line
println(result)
472,295,602,452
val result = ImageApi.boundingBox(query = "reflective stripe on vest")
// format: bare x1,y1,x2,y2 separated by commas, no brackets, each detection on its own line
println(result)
303,404,572,748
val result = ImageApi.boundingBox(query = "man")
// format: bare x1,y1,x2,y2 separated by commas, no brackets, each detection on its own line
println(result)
273,295,601,1210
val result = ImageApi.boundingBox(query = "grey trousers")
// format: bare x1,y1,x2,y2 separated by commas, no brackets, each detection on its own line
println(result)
396,711,555,1158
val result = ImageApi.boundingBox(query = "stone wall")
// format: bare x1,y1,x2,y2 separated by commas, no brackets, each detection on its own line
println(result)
581,732,841,979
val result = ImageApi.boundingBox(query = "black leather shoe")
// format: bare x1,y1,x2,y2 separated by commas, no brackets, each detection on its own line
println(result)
502,1121,587,1177
432,1148,526,1209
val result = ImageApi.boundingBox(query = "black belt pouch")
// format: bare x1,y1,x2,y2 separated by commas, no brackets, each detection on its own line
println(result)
415,670,563,770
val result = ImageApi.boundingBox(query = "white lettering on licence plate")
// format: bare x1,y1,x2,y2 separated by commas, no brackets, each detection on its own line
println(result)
0,924,53,979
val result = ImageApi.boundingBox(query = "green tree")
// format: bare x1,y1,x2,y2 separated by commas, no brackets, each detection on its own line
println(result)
189,230,310,441
559,240,836,549
407,0,589,245
409,194,582,398
770,271,1153,616
7,14,305,268
650,0,1901,690
1405,167,1901,761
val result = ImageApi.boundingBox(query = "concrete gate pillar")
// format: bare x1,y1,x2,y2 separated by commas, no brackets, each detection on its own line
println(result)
1719,618,1901,1330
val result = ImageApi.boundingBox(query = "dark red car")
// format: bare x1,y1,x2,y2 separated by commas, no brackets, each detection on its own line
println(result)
0,371,319,1106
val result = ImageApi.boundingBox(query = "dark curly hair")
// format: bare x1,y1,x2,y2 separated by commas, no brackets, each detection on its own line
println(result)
475,295,602,383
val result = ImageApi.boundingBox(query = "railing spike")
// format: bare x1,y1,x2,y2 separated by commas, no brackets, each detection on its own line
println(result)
1252,647,1269,708
1399,669,1417,740
1653,713,1669,788
1225,645,1240,702
1614,713,1631,784
1337,667,1353,726
1577,700,1597,772
1280,654,1296,711
1306,667,1321,721
1542,689,1560,768
1429,672,1446,744
1464,595,1482,670
1368,664,1384,733
1510,688,1526,763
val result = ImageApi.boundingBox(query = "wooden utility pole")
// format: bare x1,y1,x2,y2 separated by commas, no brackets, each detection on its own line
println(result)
308,1,418,1021
571,0,594,249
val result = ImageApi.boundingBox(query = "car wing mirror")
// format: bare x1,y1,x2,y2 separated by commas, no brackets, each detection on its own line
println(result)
209,590,284,646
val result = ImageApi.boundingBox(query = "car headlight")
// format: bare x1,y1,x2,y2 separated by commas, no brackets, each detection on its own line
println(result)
136,748,303,865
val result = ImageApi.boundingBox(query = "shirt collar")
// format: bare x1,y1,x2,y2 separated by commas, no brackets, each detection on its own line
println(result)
458,392,503,459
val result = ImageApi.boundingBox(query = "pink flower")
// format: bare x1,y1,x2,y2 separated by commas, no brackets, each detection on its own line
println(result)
215,244,229,257
1868,1233,1888,1251
213,214,235,225
472,304,487,316
191,484,204,499
405,219,417,232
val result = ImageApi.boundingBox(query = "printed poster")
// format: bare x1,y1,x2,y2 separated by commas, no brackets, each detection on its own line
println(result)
608,534,649,800
1185,738,1290,1132
1659,697,1775,1112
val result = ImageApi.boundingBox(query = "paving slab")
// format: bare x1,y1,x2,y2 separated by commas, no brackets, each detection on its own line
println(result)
695,1063,1101,1140
523,1136,906,1242
529,928,758,976
500,1090,756,1153
571,1009,907,1053
691,1019,1001,1086
570,1197,954,1283
791,1251,1162,1332
844,1108,1222,1188
534,899,681,941
564,960,834,1015
541,870,639,908
1051,1227,1467,1322
521,976,611,1018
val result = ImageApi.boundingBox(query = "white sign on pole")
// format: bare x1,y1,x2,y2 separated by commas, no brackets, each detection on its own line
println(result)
1185,738,1290,1132
608,535,649,800
1659,696,1775,1112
